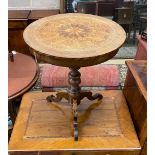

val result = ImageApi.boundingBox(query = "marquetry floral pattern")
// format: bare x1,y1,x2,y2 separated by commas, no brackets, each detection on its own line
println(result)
24,14,126,58
36,16,112,52
58,24,91,38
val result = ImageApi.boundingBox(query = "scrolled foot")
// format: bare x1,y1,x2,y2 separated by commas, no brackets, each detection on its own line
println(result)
80,91,103,101
46,92,69,102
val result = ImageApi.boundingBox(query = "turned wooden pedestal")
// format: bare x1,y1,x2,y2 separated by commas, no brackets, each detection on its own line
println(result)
9,90,140,155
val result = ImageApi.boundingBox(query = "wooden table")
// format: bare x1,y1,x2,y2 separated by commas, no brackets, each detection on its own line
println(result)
123,60,147,155
8,10,60,56
123,60,147,101
8,10,30,55
8,52,39,123
9,90,141,155
135,35,147,60
28,10,60,24
23,13,126,141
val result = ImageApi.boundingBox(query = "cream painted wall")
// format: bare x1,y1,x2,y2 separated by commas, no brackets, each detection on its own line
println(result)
8,0,60,10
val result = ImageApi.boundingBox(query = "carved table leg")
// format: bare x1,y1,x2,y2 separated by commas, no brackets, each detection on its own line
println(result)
80,91,103,101
68,68,81,141
46,92,69,102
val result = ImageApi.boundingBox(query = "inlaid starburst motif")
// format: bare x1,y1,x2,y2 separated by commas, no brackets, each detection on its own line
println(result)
58,24,90,38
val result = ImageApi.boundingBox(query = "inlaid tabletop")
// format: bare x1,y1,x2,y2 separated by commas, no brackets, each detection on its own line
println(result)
23,13,126,67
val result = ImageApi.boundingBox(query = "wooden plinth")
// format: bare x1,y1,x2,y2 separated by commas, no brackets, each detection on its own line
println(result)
9,90,140,155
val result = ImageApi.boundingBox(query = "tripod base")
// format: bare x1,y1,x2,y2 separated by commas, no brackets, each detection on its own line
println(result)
46,68,103,141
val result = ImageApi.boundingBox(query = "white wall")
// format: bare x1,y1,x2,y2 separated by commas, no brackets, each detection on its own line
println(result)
8,0,60,10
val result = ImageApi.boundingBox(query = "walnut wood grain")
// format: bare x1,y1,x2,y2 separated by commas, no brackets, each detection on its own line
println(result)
28,10,60,20
24,13,126,68
9,90,140,154
8,10,30,19
123,60,147,155
8,10,30,55
8,10,30,29
140,141,147,155
125,60,147,101
9,151,141,155
8,20,28,29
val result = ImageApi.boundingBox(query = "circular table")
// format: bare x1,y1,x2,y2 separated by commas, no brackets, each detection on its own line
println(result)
23,13,126,141
8,52,39,100
8,52,39,123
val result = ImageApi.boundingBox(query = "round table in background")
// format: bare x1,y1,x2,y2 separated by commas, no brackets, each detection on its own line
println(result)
23,13,126,141
8,52,39,123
